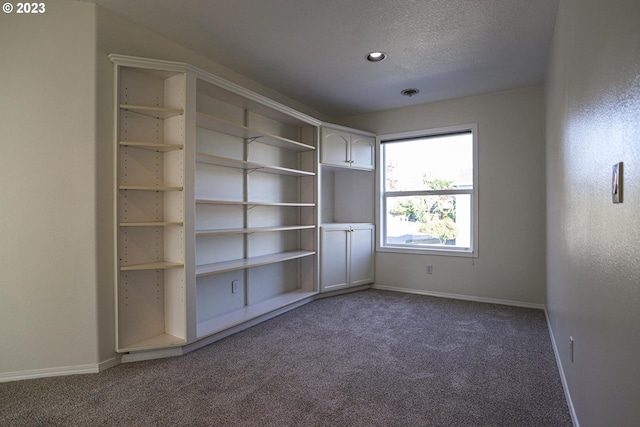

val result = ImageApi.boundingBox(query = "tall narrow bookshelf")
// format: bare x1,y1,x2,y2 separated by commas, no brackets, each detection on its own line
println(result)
111,56,188,352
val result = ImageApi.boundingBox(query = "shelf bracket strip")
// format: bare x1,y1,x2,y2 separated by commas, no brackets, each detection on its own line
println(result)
245,136,263,144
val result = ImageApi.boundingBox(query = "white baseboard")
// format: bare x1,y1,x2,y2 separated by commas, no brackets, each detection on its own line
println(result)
99,356,121,371
0,356,122,383
372,284,545,309
0,363,99,383
544,309,580,427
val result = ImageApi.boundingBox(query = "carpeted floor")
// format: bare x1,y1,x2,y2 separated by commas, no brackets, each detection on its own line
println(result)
0,289,572,426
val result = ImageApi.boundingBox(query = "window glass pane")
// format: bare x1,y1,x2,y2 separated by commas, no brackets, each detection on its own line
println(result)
385,194,471,248
384,133,472,192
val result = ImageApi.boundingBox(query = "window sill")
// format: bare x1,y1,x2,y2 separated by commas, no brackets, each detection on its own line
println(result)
377,245,477,258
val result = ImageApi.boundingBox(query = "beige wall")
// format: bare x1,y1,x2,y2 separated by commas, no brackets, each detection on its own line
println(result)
0,1,99,374
545,0,640,425
339,86,546,306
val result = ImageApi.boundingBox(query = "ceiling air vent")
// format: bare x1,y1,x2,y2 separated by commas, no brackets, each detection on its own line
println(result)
401,88,420,97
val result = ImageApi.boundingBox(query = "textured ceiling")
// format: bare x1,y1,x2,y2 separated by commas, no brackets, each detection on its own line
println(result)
86,0,559,119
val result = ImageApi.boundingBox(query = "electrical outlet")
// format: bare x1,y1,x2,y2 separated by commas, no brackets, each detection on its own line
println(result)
232,280,239,294
426,265,433,275
569,336,574,363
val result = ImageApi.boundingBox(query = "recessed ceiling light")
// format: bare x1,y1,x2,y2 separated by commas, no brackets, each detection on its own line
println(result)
401,88,420,97
366,51,387,62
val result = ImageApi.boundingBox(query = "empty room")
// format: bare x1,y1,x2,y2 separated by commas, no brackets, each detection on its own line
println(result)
1,0,638,426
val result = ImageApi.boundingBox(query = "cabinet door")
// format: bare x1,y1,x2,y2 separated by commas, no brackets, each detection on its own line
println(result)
321,129,350,167
321,227,349,291
349,225,374,286
349,134,375,170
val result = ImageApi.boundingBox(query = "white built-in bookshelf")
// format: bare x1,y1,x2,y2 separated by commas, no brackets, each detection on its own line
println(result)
113,59,187,353
193,76,318,338
111,55,320,355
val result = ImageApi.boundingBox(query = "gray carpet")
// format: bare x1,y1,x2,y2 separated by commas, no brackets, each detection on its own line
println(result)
0,289,572,426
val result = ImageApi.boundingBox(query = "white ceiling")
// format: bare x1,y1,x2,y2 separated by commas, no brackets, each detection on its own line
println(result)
87,0,559,119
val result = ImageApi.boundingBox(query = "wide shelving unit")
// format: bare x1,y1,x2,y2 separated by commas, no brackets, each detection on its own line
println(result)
193,75,319,340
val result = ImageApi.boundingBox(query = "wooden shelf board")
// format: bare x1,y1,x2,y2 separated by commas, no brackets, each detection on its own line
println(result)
119,185,184,192
196,225,315,236
195,199,315,207
119,221,184,227
196,250,315,276
120,104,183,119
196,153,315,177
196,112,315,151
196,289,317,338
119,141,183,152
120,261,184,271
118,333,186,353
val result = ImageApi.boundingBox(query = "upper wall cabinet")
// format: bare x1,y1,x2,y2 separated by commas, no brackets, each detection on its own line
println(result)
321,125,375,170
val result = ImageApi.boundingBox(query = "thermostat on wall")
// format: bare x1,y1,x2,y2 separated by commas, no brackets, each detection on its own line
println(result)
612,162,623,203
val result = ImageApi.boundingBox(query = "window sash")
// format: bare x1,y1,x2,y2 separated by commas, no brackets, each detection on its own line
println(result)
384,189,473,197
377,123,478,257
382,193,473,251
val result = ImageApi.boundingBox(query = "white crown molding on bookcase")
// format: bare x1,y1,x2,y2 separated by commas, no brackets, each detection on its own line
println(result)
190,66,322,126
108,54,322,127
108,54,188,74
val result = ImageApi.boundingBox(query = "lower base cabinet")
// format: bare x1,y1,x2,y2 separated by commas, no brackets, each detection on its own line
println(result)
320,223,374,291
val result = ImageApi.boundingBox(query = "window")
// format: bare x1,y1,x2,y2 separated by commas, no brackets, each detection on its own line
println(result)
378,124,478,256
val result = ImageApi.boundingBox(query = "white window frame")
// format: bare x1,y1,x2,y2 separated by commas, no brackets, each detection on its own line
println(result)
376,123,478,257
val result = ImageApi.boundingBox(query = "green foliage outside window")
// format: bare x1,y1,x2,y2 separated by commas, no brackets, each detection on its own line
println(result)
390,177,458,244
